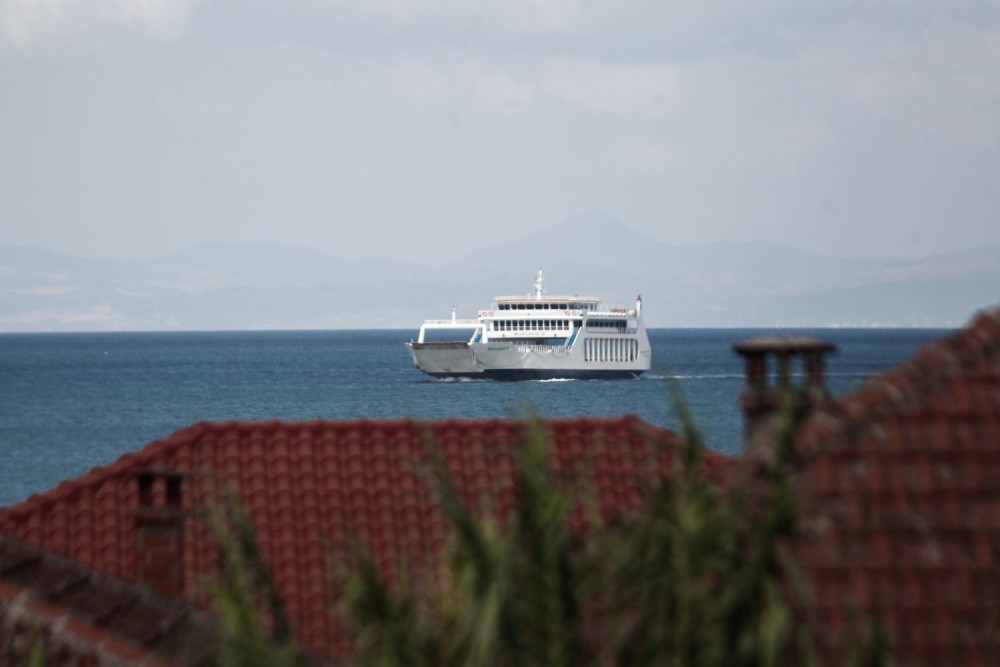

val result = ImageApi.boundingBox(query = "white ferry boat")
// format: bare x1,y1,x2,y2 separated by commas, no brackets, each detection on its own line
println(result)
406,271,652,380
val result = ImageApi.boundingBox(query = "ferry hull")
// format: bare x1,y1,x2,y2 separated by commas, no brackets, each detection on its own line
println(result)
407,342,481,376
422,368,645,381
407,341,650,381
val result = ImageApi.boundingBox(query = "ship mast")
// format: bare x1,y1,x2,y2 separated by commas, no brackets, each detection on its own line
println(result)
534,269,544,299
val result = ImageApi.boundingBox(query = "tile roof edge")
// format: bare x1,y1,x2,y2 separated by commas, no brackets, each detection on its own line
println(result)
795,304,1000,453
0,421,213,521
190,414,662,433
0,415,689,519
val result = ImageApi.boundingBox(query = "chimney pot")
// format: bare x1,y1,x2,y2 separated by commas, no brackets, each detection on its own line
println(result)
134,468,187,598
733,336,836,446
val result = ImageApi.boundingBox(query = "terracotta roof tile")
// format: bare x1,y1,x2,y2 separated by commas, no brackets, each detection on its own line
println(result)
788,305,1000,666
0,414,714,661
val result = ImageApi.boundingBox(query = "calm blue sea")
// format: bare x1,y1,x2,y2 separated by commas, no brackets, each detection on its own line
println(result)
0,328,947,507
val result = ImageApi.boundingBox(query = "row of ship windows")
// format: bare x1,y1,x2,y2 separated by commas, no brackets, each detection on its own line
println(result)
584,338,639,363
491,319,627,332
496,303,596,311
588,320,628,330
492,320,571,332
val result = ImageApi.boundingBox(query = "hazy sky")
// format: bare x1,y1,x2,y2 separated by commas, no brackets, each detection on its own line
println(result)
2,0,999,264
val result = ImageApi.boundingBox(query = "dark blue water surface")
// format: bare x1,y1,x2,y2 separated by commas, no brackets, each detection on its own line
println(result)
0,328,947,507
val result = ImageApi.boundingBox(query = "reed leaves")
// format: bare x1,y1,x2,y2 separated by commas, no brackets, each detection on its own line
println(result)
338,405,806,667
205,401,888,666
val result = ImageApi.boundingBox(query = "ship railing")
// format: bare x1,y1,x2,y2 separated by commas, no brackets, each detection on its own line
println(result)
417,319,481,343
423,318,480,325
591,308,638,318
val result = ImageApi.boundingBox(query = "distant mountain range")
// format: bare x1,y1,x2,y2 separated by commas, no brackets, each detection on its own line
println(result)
2,214,998,331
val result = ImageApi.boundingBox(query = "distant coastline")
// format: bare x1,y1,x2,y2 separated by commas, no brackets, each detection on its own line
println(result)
2,217,997,332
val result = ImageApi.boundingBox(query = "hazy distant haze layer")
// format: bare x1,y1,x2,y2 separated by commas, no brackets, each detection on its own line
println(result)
2,214,997,331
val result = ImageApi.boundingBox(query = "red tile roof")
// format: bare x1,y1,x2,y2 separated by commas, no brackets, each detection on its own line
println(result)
788,306,1000,666
0,415,722,661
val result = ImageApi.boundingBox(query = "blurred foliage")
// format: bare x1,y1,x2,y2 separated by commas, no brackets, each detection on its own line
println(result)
204,400,890,667
337,401,827,667
206,484,312,667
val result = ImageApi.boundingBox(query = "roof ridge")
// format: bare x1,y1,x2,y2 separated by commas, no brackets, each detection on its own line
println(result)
0,415,671,519
796,305,1000,452
0,422,212,521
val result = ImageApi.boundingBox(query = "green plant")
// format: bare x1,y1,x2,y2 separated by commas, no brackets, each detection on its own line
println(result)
207,400,890,667
584,395,803,667
338,403,809,667
339,419,580,667
206,484,310,667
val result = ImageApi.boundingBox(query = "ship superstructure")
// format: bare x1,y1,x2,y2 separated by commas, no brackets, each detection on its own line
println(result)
406,271,652,380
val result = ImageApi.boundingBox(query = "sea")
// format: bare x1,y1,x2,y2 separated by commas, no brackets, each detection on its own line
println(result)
0,328,948,508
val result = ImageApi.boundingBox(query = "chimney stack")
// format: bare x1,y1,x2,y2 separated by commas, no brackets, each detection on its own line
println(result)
733,336,836,445
134,468,187,598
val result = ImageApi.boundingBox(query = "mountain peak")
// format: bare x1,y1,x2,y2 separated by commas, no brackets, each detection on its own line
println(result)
545,212,637,237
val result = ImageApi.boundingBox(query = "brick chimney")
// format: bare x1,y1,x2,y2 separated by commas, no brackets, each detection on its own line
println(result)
134,468,187,598
733,336,836,445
